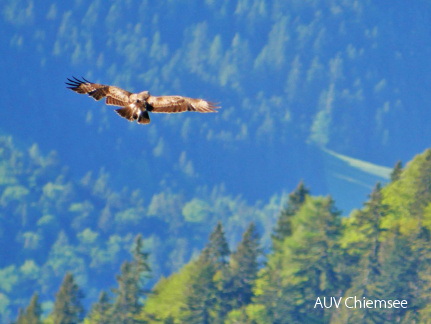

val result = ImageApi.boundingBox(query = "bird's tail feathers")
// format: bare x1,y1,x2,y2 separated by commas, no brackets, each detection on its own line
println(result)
115,108,150,125
137,111,151,124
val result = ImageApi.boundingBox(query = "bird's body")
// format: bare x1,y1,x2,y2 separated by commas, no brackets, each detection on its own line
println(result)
66,77,219,124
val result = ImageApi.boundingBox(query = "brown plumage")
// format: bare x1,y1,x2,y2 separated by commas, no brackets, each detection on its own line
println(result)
66,77,220,125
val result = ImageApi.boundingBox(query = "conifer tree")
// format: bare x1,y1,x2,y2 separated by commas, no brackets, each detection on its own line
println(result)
183,253,217,324
294,196,343,322
15,308,25,324
132,234,151,283
88,291,111,324
272,180,309,249
52,273,85,324
255,183,312,323
335,183,388,323
256,196,343,323
390,160,403,182
228,222,261,309
183,222,230,324
111,234,151,324
25,293,42,324
112,261,140,323
377,230,421,322
206,221,230,269
412,150,431,218
351,183,387,270
15,293,42,324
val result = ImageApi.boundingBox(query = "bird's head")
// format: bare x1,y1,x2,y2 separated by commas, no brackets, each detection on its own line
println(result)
137,91,150,101
131,91,150,103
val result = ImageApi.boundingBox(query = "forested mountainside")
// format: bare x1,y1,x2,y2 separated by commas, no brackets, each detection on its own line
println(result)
1,0,431,323
1,0,430,211
13,148,431,323
0,136,282,322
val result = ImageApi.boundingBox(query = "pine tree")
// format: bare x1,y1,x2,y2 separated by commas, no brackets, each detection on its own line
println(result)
22,293,42,324
88,291,111,324
111,234,151,324
255,196,343,323
15,293,42,324
272,180,309,249
228,222,261,309
183,222,230,324
52,273,85,324
293,196,343,322
377,230,421,322
206,221,231,322
335,183,388,323
206,221,230,269
15,308,25,324
112,261,140,323
412,150,431,219
351,183,388,271
183,254,217,324
132,234,151,285
390,160,403,182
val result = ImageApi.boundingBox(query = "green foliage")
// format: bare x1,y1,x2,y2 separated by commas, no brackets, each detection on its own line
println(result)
0,135,280,322
205,221,230,268
114,208,145,227
375,232,421,322
309,108,331,147
227,222,261,309
5,0,417,161
77,229,99,246
20,260,41,281
0,294,11,321
15,293,42,324
182,199,211,223
111,235,151,324
143,222,262,323
335,183,388,322
51,273,85,324
340,183,387,256
182,222,230,323
390,160,403,182
382,149,431,235
182,256,218,324
0,266,19,293
111,262,141,323
7,147,431,323
272,180,309,249
251,195,346,323
87,291,111,324
0,185,29,205
143,262,198,322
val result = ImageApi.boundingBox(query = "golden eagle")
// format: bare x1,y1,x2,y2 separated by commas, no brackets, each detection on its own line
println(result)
66,77,219,124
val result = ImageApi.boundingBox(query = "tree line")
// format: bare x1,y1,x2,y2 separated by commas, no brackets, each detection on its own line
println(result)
14,149,431,323
0,135,281,322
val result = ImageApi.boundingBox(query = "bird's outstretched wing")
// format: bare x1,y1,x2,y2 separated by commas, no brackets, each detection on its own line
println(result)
66,77,131,107
147,95,219,113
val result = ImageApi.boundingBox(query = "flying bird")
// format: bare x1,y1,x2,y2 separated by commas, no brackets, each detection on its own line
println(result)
66,77,219,124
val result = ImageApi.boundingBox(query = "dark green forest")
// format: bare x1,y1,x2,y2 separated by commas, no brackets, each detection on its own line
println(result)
10,148,431,323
